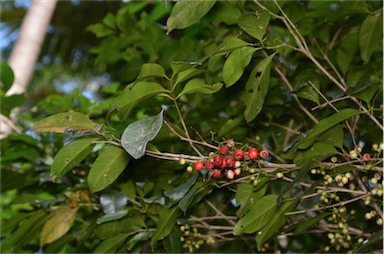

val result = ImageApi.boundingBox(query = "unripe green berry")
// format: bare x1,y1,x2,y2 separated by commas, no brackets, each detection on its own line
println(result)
276,172,284,178
179,158,186,165
186,166,193,173
364,212,372,220
331,156,338,163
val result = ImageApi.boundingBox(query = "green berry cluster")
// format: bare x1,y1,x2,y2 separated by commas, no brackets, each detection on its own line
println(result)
179,224,213,253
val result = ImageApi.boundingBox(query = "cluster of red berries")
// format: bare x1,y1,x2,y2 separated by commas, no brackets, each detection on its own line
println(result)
192,145,264,180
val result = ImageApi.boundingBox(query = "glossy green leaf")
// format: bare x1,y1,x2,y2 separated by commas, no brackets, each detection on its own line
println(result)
347,75,382,105
127,231,153,250
51,137,98,180
100,192,128,214
237,11,270,41
40,206,78,246
164,173,199,205
359,12,383,63
178,181,205,213
1,211,47,251
110,81,168,120
96,210,128,224
298,109,360,149
234,194,277,235
255,199,295,250
294,212,331,235
121,110,164,159
93,233,130,254
95,217,146,240
223,46,257,88
88,145,130,193
215,37,252,56
0,62,14,93
244,53,275,123
136,63,169,82
150,206,180,250
173,67,204,88
33,112,97,133
163,226,182,253
236,182,268,217
176,79,223,99
167,0,217,33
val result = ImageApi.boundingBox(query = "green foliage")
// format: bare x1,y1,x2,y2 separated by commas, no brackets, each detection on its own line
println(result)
1,0,383,253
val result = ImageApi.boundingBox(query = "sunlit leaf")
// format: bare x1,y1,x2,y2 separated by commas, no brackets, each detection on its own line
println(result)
236,182,268,217
176,79,223,99
100,192,128,214
121,110,164,159
223,46,257,88
51,137,98,180
237,11,270,41
136,63,169,82
33,112,97,133
40,206,78,246
88,145,130,193
167,0,217,33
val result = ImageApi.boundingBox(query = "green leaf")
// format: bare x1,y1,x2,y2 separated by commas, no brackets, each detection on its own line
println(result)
1,94,25,116
208,1,242,25
33,112,97,133
298,109,360,149
0,62,14,93
215,37,252,56
218,115,244,137
121,110,164,159
100,192,128,214
163,226,182,253
167,0,217,33
96,210,128,224
176,79,223,99
353,229,383,254
88,146,130,193
40,206,79,246
347,75,382,105
136,63,169,82
173,67,204,88
292,81,320,104
359,12,383,63
237,11,270,41
336,29,358,74
178,181,205,213
234,194,277,235
294,212,331,235
95,217,146,240
244,53,275,123
164,173,199,205
1,211,47,251
150,206,180,250
318,124,344,148
223,46,257,88
93,233,130,254
127,231,153,250
255,199,295,250
51,137,98,180
110,81,168,120
236,182,268,217
87,23,115,38
295,143,339,167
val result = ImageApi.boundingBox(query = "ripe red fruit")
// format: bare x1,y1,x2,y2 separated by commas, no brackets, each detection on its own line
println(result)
220,158,228,169
204,160,214,169
260,149,269,159
219,145,230,155
214,156,223,167
226,157,236,168
194,161,204,171
225,169,234,179
248,148,259,160
212,169,221,178
234,149,245,160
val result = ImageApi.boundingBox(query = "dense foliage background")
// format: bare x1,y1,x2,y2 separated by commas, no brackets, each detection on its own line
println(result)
1,0,383,253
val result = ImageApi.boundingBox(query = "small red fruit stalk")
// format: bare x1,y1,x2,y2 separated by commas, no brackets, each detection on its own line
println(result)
248,148,259,160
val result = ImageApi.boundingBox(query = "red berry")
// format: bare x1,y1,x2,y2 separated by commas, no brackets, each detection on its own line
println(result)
226,157,236,168
219,145,230,155
220,158,228,169
194,161,204,171
362,153,371,161
248,148,259,160
260,149,269,159
214,156,223,167
225,169,234,179
212,169,221,178
234,149,245,160
204,160,214,169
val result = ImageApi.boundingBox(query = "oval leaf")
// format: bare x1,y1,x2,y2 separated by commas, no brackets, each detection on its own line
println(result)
164,173,199,205
51,137,99,180
93,233,130,254
298,108,360,149
136,63,168,82
167,0,217,33
33,112,97,133
88,145,130,193
359,12,382,63
234,194,277,235
40,206,78,246
0,62,14,93
110,81,168,120
223,46,257,88
237,11,270,41
244,53,275,122
150,206,180,250
121,110,164,159
176,79,223,99
100,192,128,214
